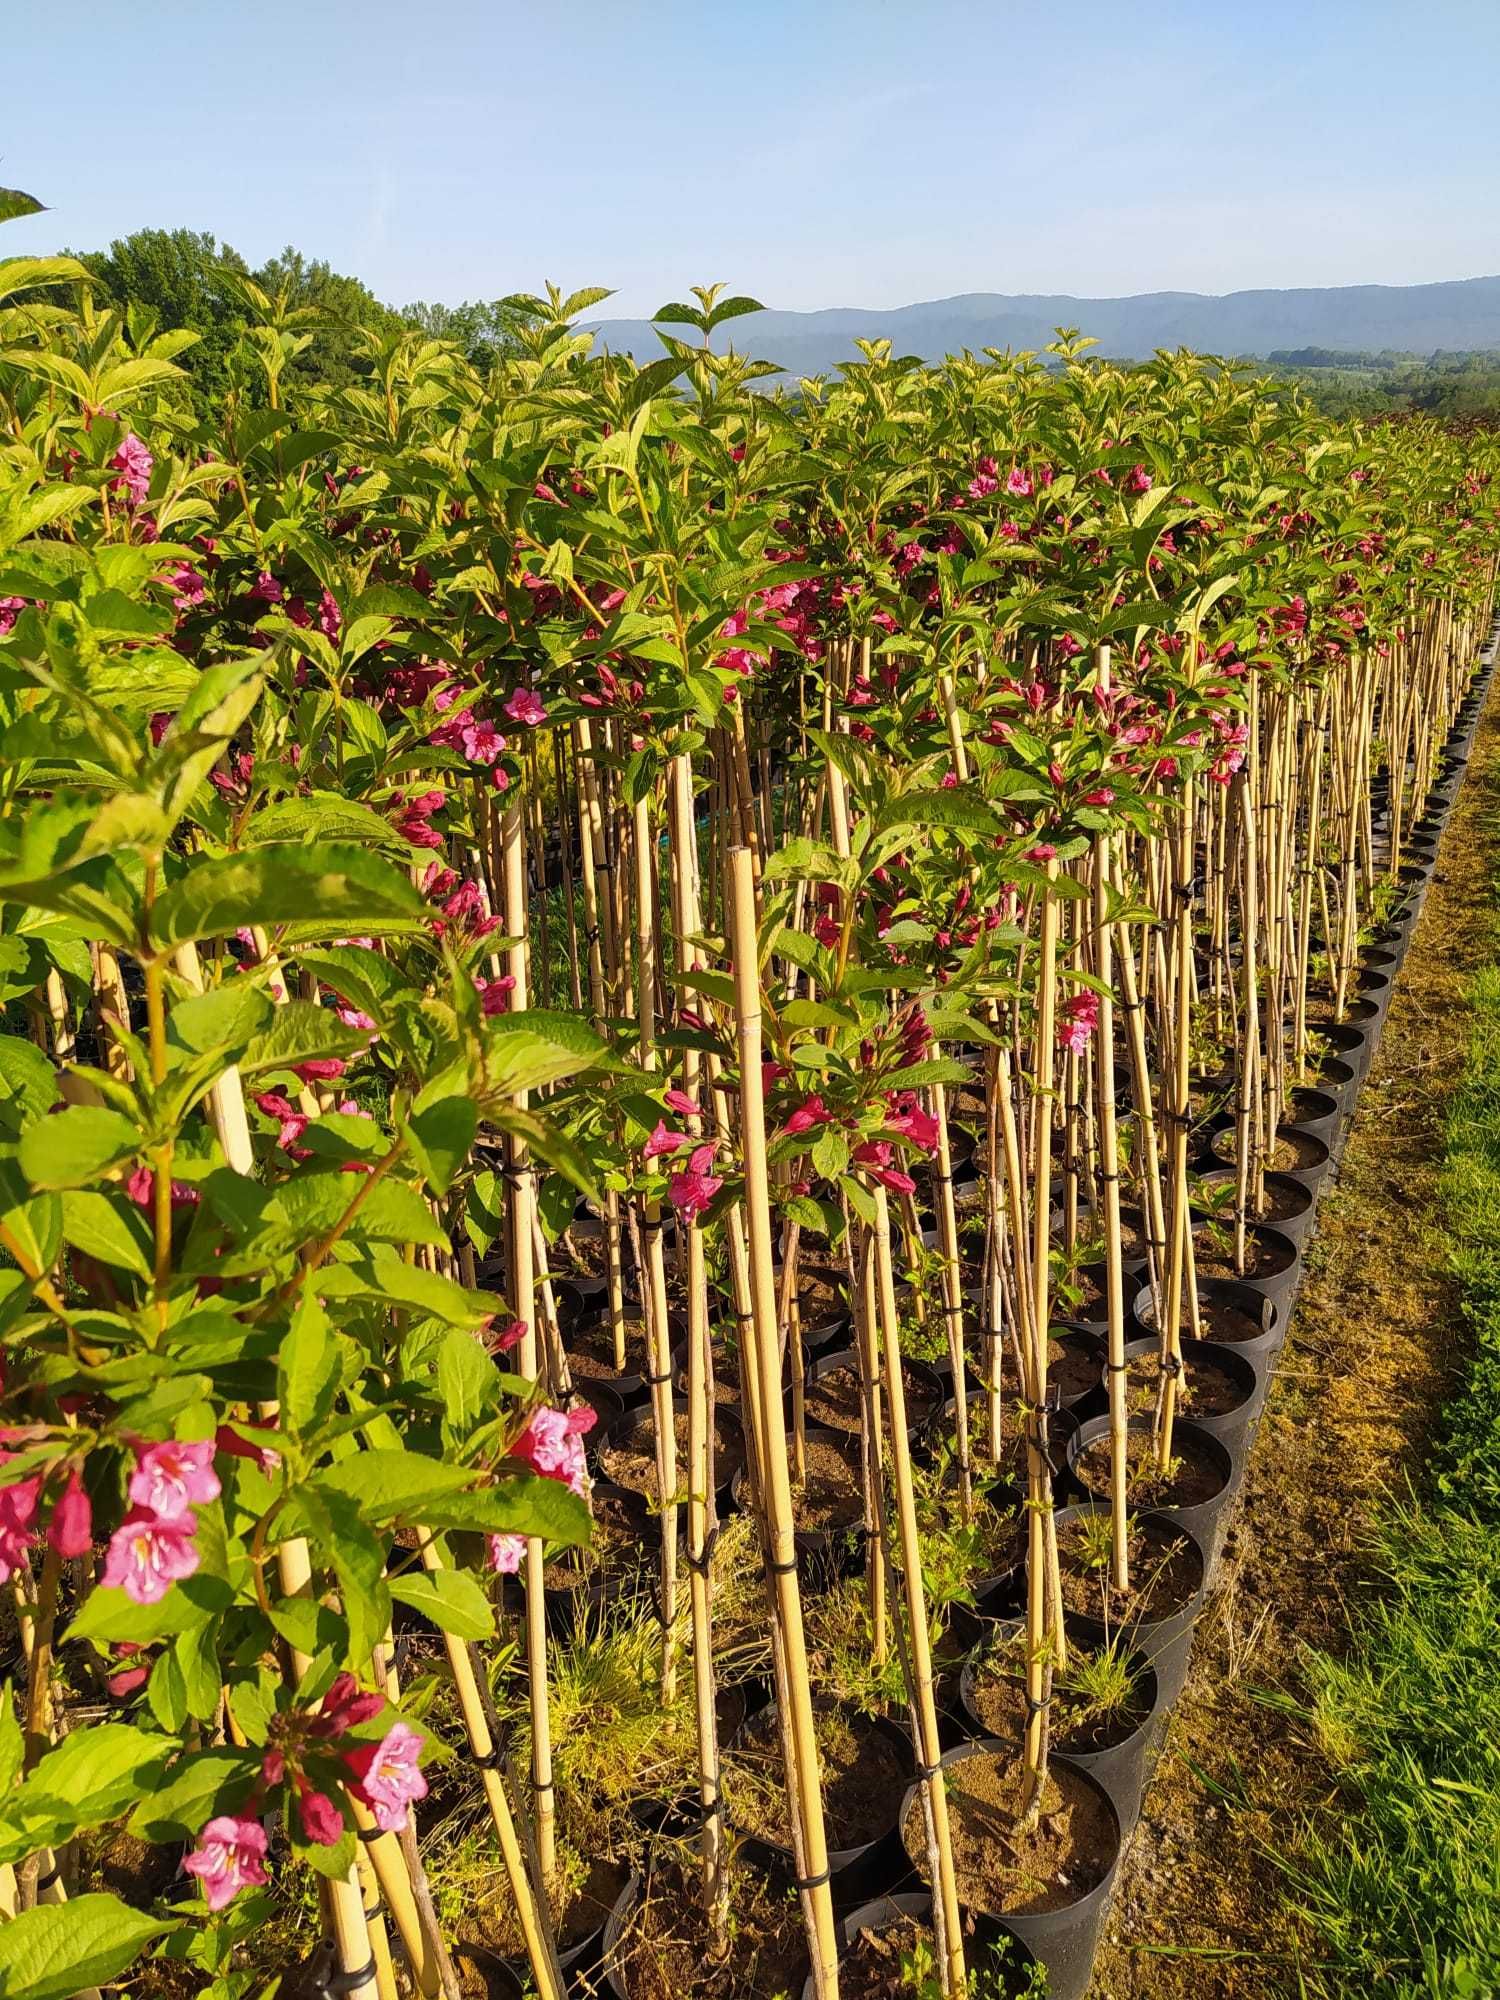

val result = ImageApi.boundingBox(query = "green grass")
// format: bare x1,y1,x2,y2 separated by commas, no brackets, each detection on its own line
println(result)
1288,951,1500,1998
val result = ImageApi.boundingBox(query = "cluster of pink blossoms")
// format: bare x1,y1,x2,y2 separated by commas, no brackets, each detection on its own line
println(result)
488,1401,597,1573
1058,992,1101,1057
185,1675,429,1910
101,1440,220,1606
0,1444,91,1581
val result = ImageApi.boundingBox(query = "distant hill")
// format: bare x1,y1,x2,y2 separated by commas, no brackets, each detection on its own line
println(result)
587,276,1500,377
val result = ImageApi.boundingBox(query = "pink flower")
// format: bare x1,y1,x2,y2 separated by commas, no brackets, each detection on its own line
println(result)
250,570,283,604
1058,993,1100,1056
0,596,26,636
314,1672,387,1737
663,1088,698,1118
345,1721,429,1833
783,1094,830,1137
109,434,153,507
668,1142,723,1221
166,562,205,610
318,589,342,640
102,1509,200,1604
214,1422,281,1476
294,1058,346,1083
488,1532,526,1574
184,1815,269,1911
1006,467,1034,498
335,1004,378,1032
490,1318,527,1353
254,1090,309,1154
476,974,516,1016
885,1093,940,1153
296,1782,346,1846
124,1164,200,1209
509,1405,596,1498
128,1440,221,1519
430,713,507,765
1123,464,1153,495
0,1471,40,1581
643,1120,687,1161
48,1471,92,1558
504,687,547,727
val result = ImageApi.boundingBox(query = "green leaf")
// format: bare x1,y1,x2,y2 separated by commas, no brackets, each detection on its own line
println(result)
388,1568,495,1640
0,190,44,225
127,1748,258,1843
417,1469,591,1545
18,1106,139,1190
0,1726,171,1866
0,1895,172,2000
240,1000,373,1077
312,1450,477,1525
277,1293,343,1438
483,1011,609,1096
299,1484,389,1665
403,1089,477,1198
0,1689,20,1792
148,844,428,950
437,1327,499,1438
59,1190,153,1277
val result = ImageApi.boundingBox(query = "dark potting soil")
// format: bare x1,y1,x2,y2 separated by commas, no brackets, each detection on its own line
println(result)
1056,1514,1200,1626
537,1492,643,1591
836,1912,937,2000
968,1661,1150,1756
794,1265,850,1320
599,1412,741,1503
1210,1126,1324,1174
1001,1335,1101,1407
1190,1227,1293,1283
1122,1353,1246,1422
471,1849,628,1962
791,1434,865,1532
1198,1176,1307,1225
611,1859,806,2000
1074,1427,1225,1510
1143,1289,1266,1345
804,1359,940,1434
901,1753,1115,1916
567,1316,649,1382
726,1703,909,1852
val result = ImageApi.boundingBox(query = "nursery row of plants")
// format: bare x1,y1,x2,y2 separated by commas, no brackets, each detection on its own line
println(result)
0,253,1496,2000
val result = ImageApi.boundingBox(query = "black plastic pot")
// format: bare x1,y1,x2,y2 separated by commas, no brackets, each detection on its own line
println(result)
1282,1085,1344,1154
729,1705,913,1911
592,1398,744,1520
798,1893,1023,2000
731,1422,866,1568
1098,1333,1265,1450
957,1616,1162,1838
1191,1167,1315,1249
1190,1218,1302,1316
1207,1117,1330,1194
802,1347,945,1444
1053,1501,1209,1710
1132,1272,1282,1370
1065,1414,1236,1572
899,1741,1121,2000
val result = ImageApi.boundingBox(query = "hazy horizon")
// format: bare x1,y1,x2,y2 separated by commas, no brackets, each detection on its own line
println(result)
7,0,1500,318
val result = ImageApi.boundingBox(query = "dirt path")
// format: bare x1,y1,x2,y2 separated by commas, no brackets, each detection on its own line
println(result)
1088,685,1500,2000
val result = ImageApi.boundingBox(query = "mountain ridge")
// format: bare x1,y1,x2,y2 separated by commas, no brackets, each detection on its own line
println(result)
586,275,1500,376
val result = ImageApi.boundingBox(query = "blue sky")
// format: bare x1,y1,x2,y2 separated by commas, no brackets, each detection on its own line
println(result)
6,1,1499,316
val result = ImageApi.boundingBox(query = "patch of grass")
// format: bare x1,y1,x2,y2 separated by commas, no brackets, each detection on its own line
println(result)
1288,896,1500,1999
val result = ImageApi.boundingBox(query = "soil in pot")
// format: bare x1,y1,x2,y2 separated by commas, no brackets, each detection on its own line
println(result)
599,1410,742,1504
1138,1284,1268,1347
790,1430,865,1533
567,1315,651,1385
804,1355,941,1436
1071,1423,1225,1511
1188,1223,1294,1284
828,1905,1025,2000
467,1842,628,1965
1209,1125,1327,1175
1055,1512,1201,1627
1195,1172,1310,1229
999,1332,1102,1409
531,1490,649,1593
725,1700,909,1854
967,1648,1151,1758
609,1857,806,2000
901,1752,1115,1916
1120,1350,1247,1425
